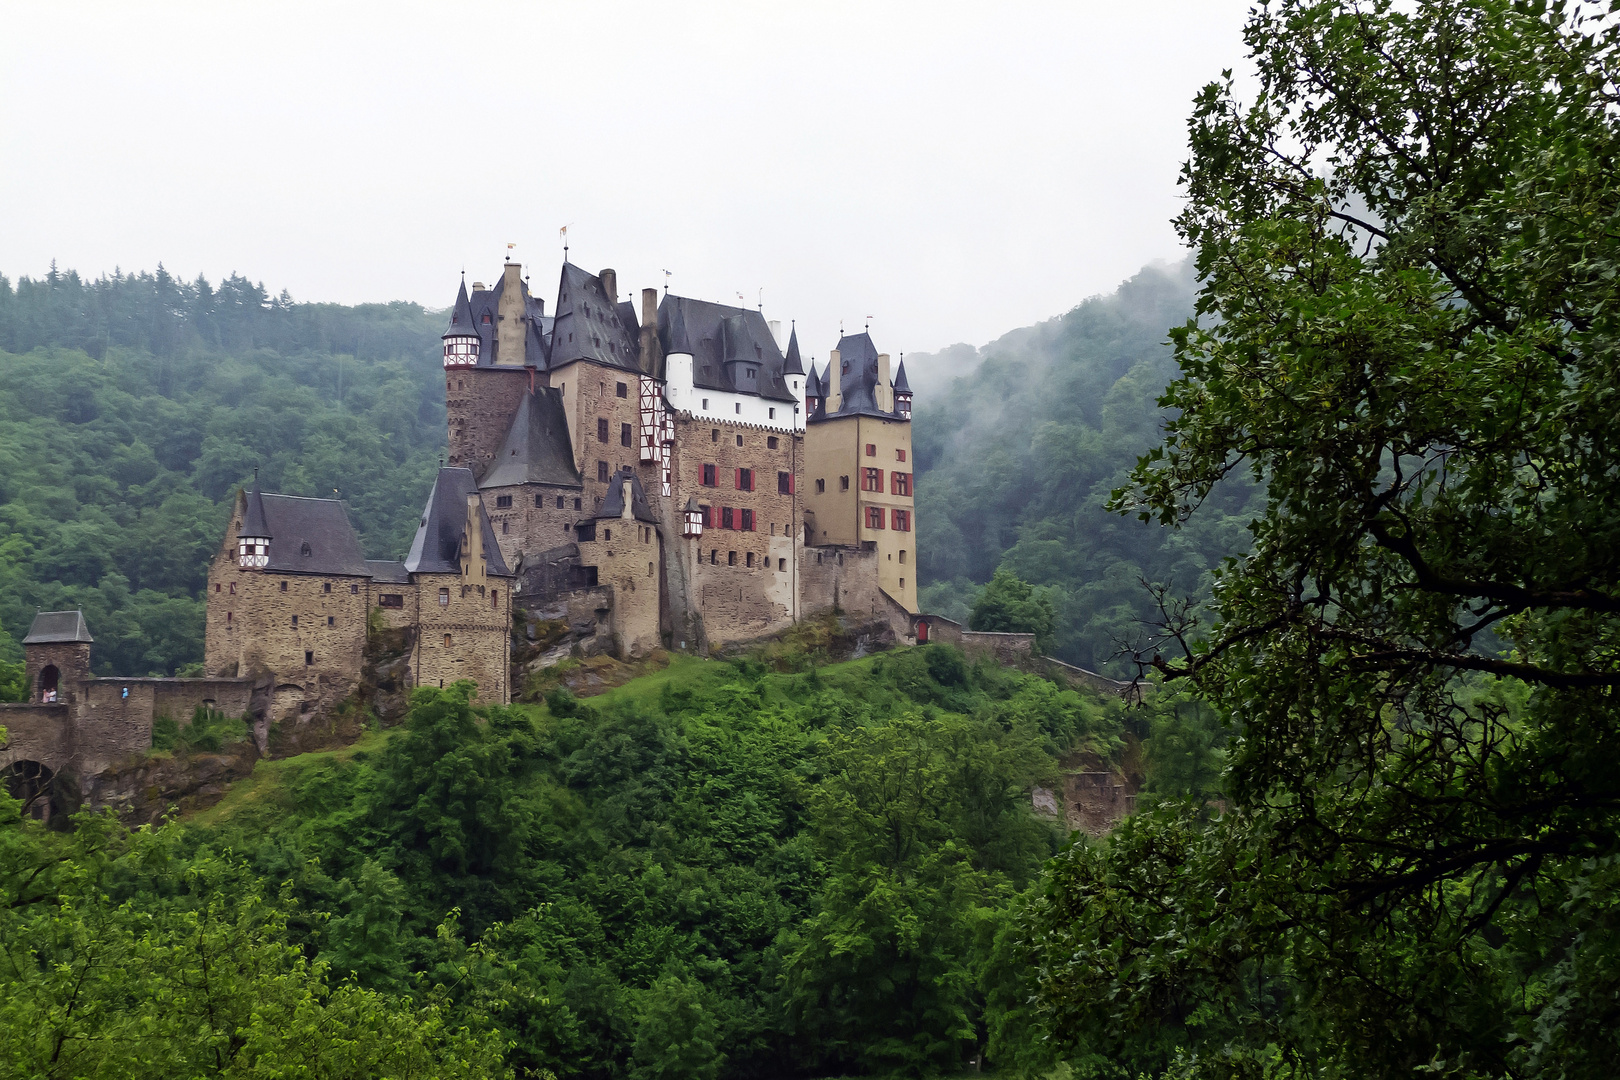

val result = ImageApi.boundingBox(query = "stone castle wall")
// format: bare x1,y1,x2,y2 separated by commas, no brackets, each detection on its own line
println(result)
24,641,91,705
483,482,582,570
576,519,662,657
552,360,647,514
411,572,513,703
447,366,530,472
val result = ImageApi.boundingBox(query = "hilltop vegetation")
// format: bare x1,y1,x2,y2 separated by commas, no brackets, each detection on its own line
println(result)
2,647,1138,1079
0,265,447,676
912,258,1262,676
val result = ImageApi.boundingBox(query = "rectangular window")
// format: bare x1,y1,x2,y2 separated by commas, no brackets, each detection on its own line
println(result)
839,476,850,491
736,468,753,491
323,582,332,593
862,467,884,492
896,448,907,461
891,471,911,497
721,507,735,530
701,463,717,486
495,494,513,508
778,471,793,494
892,509,911,532
768,408,775,419
702,398,710,410
327,615,334,626
439,588,450,606
291,615,298,627
741,508,755,531
598,461,609,482
778,558,786,571
767,436,778,449
574,497,582,510
746,552,755,567
229,582,235,595
699,504,712,527
444,634,452,648
305,650,314,666
616,381,628,398
710,549,717,564
711,427,719,442
728,551,737,566
866,505,886,530
816,478,825,494
597,417,609,442
379,594,404,609
866,443,876,457
621,422,633,447
350,583,359,594
226,611,232,624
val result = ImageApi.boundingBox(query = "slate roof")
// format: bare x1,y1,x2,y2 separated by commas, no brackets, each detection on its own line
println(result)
365,560,410,584
242,475,271,538
404,467,513,576
24,610,93,644
254,494,372,575
442,278,478,339
463,270,548,368
593,467,658,524
893,359,911,394
815,332,907,422
547,263,644,374
805,362,823,399
783,324,805,375
657,294,797,404
479,386,584,490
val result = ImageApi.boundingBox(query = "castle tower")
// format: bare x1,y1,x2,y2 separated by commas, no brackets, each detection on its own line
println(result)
893,359,912,419
22,610,92,705
801,332,917,613
444,265,542,473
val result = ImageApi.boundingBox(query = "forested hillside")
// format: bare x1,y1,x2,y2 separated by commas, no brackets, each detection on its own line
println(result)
912,258,1260,674
0,266,447,676
2,649,1134,1078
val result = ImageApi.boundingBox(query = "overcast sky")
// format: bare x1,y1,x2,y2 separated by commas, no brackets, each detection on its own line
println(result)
2,1,1253,360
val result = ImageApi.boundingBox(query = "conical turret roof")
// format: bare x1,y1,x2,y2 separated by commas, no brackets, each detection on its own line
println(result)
442,278,478,339
893,359,911,394
242,473,271,538
805,362,822,398
783,323,804,375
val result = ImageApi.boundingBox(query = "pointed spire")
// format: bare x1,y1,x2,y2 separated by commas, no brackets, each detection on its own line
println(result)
442,278,477,339
783,321,804,375
893,359,911,394
805,362,823,399
242,469,271,539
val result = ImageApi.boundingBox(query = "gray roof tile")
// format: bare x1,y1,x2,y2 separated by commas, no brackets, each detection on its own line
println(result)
478,386,584,490
256,494,371,575
404,467,513,576
24,610,93,644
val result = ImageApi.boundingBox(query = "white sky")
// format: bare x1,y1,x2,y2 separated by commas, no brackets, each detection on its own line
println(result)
2,1,1253,359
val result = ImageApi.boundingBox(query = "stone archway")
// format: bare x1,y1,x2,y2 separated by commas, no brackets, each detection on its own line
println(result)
37,664,59,703
2,760,59,823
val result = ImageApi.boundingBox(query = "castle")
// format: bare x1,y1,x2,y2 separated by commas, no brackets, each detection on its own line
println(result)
200,259,921,711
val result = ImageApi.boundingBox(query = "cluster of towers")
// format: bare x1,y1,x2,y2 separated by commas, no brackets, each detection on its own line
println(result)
202,259,918,709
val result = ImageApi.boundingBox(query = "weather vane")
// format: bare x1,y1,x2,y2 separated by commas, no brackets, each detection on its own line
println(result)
559,224,571,260
662,269,672,294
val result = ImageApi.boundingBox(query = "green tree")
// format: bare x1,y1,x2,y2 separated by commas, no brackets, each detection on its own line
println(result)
968,569,1057,653
1030,1,1620,1075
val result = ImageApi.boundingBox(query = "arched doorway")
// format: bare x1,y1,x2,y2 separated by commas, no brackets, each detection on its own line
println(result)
37,664,59,703
2,760,58,823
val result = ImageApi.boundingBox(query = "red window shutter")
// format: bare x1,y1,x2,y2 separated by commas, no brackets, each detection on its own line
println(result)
735,467,742,489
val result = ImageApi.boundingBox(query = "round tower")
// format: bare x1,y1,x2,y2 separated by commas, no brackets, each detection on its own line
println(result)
442,277,480,368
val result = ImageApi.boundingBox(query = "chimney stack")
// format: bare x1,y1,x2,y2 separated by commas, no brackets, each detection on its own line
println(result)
827,348,842,413
600,268,617,307
877,353,892,412
639,288,663,375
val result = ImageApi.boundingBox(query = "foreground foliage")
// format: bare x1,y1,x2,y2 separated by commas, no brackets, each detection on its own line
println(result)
0,648,1144,1079
1024,1,1620,1076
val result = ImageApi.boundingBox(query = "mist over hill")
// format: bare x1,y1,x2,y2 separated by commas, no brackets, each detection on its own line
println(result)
911,256,1260,675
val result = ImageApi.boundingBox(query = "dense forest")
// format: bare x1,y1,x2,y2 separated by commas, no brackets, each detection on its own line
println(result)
912,259,1260,675
0,265,449,676
3,647,1157,1078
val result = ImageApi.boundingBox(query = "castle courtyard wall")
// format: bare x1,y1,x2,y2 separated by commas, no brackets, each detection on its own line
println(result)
577,521,662,656
411,572,513,704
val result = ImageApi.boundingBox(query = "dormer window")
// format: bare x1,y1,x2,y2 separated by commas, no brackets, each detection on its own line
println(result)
300,541,312,557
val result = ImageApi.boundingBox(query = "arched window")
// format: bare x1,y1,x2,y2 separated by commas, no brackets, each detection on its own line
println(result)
37,665,59,703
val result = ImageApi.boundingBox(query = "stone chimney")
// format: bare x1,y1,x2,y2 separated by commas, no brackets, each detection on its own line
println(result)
827,348,842,413
600,268,617,307
496,262,527,366
877,353,892,412
462,495,488,585
620,478,635,519
639,288,663,375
